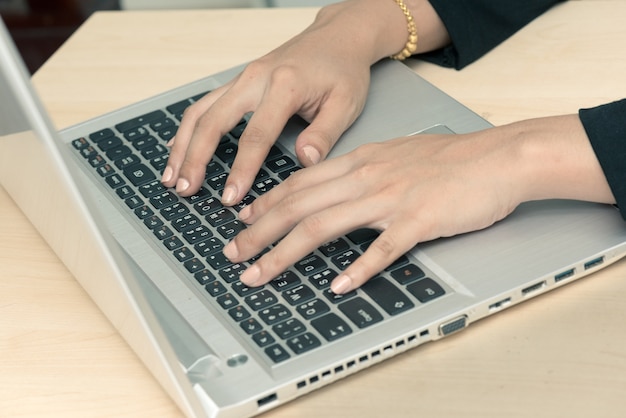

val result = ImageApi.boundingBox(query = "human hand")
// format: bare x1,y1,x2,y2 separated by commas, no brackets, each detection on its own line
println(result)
222,130,523,294
161,2,385,203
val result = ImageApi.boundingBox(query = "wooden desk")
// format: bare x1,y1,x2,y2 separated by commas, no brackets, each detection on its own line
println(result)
2,3,626,417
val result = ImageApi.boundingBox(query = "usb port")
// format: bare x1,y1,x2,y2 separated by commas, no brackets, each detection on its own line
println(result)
554,268,575,283
521,281,546,297
584,256,605,270
488,297,512,312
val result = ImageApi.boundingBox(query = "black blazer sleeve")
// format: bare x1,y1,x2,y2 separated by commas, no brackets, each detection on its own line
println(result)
579,100,626,220
419,0,565,69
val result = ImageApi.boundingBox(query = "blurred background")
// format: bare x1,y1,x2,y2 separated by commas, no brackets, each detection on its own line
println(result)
0,0,336,74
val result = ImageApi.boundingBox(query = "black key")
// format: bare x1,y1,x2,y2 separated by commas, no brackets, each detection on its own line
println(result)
322,287,357,304
79,145,98,159
184,258,205,273
141,144,168,160
391,263,425,285
215,141,238,164
272,318,306,340
231,281,263,297
105,173,125,189
143,215,163,229
158,127,177,142
232,194,255,212
173,247,194,262
172,214,201,232
296,298,330,320
219,263,247,284
240,318,264,335
207,172,228,191
133,135,157,150
338,297,383,329
72,137,90,150
115,154,141,170
106,145,132,161
216,220,246,240
406,278,446,303
319,238,350,257
182,225,213,245
88,154,106,168
331,249,360,271
153,225,174,240
270,270,301,292
194,237,223,257
160,202,189,221
89,128,114,142
295,254,327,276
115,110,166,133
308,269,337,290
194,196,222,216
194,269,216,285
116,185,134,200
266,155,295,173
123,126,150,142
205,281,227,297
206,208,236,227
184,187,212,205
206,251,232,270
205,161,224,178
150,155,168,173
346,228,379,245
311,313,352,342
162,236,184,251
126,196,146,211
150,117,175,131
259,304,292,325
252,330,274,347
123,164,157,186
282,284,315,306
360,276,414,316
229,119,246,139
252,178,279,195
264,344,290,363
216,293,238,310
138,179,166,197
150,191,178,209
244,290,278,311
166,100,191,117
97,136,122,151
228,305,251,322
96,163,115,177
286,332,321,355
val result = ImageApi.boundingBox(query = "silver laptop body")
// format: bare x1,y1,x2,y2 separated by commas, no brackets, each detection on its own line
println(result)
2,19,626,418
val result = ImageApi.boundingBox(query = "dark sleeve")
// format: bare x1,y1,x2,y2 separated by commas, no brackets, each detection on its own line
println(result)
579,100,626,220
418,0,566,69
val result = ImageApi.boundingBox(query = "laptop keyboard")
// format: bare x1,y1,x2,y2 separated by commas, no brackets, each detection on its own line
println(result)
70,92,448,364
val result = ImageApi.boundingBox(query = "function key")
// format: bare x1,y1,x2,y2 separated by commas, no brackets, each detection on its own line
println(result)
89,128,115,142
115,110,166,133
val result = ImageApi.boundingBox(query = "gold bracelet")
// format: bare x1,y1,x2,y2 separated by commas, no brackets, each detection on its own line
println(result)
390,0,418,60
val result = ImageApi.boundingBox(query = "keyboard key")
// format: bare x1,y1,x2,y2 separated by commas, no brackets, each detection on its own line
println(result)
115,110,166,133
252,330,275,347
331,249,360,271
360,277,414,316
123,164,157,186
245,290,278,311
259,304,292,325
296,298,330,320
406,278,446,303
282,284,316,306
338,297,383,329
240,318,264,335
311,313,352,342
272,318,306,340
346,228,379,245
295,254,327,276
265,344,290,363
286,332,321,355
391,263,425,285
228,305,251,322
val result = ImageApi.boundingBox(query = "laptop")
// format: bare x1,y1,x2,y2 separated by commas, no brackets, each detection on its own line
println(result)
2,17,626,417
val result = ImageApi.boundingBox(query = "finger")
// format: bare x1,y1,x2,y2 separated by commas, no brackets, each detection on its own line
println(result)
224,165,358,264
295,90,365,167
175,86,258,196
221,76,307,206
236,197,377,287
330,224,419,294
161,84,230,188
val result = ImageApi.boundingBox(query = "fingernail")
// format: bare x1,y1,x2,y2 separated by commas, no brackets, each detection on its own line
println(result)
222,185,237,205
239,205,252,222
241,264,261,286
162,166,173,183
176,178,190,193
302,145,321,165
223,241,239,260
166,137,175,147
331,274,352,294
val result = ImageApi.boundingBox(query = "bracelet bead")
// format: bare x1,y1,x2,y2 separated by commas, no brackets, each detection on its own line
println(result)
390,0,418,60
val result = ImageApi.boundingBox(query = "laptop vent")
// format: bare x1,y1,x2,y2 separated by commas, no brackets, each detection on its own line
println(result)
295,329,430,391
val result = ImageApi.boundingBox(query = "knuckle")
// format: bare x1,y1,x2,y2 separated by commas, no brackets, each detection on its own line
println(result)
297,214,325,239
368,234,397,259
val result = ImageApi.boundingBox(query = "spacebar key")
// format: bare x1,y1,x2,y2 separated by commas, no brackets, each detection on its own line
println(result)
360,277,415,315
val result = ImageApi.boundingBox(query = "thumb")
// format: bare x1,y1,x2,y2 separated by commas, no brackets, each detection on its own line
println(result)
294,106,359,167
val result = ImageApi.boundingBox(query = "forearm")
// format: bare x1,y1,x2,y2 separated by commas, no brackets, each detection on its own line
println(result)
495,115,615,206
309,0,450,66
